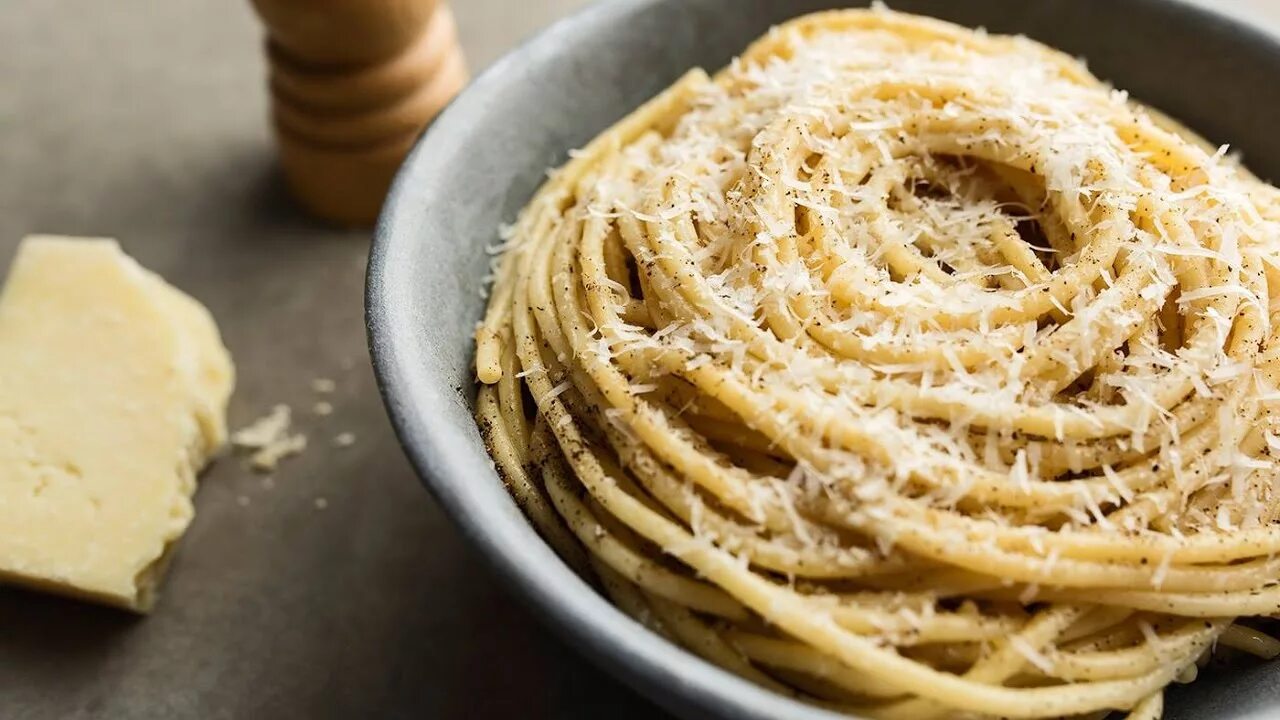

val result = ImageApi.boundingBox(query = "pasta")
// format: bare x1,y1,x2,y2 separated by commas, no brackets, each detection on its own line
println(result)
473,7,1280,718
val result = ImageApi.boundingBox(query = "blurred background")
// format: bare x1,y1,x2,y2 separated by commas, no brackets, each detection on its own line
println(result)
1,1,1278,719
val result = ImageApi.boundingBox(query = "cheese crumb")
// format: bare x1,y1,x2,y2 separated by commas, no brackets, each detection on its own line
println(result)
250,434,307,472
232,404,308,472
232,404,291,448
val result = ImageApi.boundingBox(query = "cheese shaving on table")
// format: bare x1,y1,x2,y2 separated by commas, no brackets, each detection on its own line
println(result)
232,404,308,472
473,8,1280,720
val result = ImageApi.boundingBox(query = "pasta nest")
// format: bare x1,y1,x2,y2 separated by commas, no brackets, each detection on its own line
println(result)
476,8,1280,719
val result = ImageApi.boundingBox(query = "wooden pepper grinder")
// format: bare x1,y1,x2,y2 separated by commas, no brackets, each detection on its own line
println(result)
249,0,468,226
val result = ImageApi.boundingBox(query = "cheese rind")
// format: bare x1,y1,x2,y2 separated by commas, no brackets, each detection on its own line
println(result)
0,236,234,611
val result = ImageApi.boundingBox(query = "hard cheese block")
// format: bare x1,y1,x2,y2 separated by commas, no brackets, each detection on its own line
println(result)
0,236,234,611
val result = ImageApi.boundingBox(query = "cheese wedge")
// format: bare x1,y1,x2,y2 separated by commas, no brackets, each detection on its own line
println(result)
0,236,234,611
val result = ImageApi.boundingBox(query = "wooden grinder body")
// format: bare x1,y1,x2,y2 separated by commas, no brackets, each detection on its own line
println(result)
250,0,466,225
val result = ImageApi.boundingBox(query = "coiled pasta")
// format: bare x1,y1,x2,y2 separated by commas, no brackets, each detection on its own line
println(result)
474,8,1280,718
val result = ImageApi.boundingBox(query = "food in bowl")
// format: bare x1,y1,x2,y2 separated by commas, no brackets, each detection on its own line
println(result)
473,8,1280,718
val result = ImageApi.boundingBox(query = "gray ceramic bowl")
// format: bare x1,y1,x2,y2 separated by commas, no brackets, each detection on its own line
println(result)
367,1,1280,718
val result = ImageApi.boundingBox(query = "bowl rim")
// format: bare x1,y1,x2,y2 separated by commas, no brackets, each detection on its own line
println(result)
366,1,1280,718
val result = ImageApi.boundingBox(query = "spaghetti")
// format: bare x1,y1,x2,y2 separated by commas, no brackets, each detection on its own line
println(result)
474,8,1280,718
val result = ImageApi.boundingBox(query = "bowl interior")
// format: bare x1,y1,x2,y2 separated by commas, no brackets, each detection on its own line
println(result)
368,1,1280,718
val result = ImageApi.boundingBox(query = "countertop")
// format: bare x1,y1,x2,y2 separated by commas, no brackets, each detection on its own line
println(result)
0,1,1277,718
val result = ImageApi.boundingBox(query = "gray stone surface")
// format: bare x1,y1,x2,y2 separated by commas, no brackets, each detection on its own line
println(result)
0,1,657,719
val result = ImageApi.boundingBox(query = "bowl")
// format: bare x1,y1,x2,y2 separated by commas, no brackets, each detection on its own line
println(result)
367,1,1280,718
